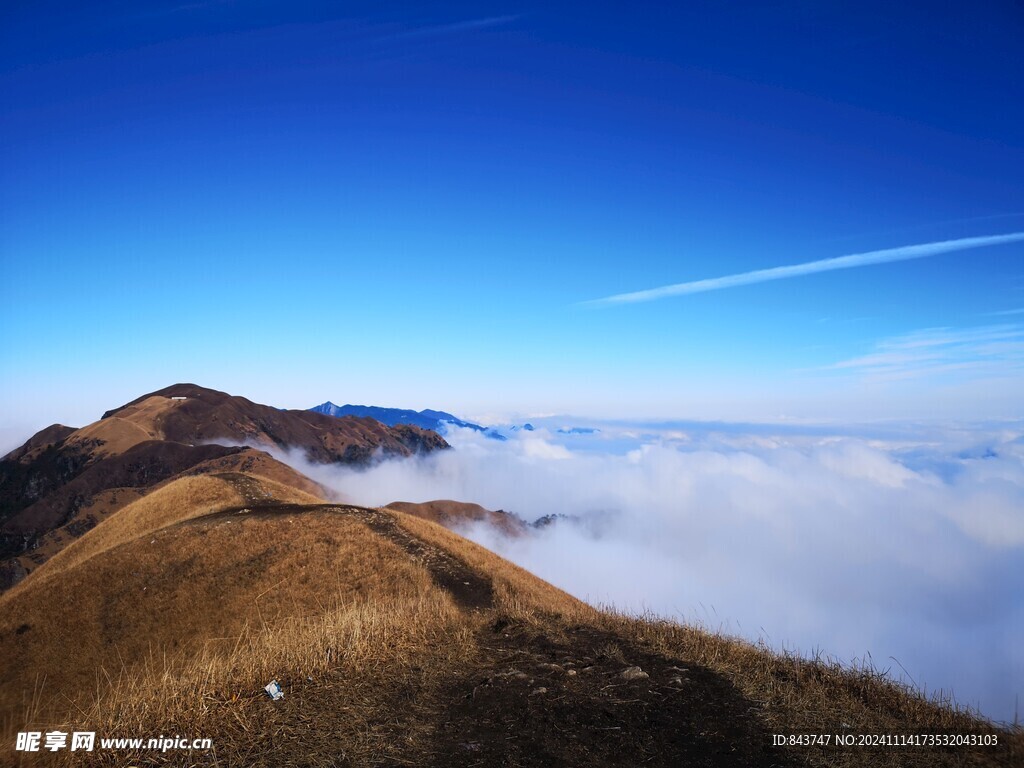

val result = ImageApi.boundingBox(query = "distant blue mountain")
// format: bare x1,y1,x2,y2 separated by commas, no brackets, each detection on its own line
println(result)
310,402,506,439
310,403,603,442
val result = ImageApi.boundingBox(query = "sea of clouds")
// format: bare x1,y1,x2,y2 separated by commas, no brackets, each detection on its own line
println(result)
280,419,1024,724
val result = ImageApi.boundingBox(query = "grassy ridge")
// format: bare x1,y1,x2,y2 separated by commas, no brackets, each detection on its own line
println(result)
1,477,1018,766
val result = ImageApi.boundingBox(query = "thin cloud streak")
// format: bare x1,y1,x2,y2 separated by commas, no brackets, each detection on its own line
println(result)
824,324,1024,384
584,232,1024,307
389,15,519,40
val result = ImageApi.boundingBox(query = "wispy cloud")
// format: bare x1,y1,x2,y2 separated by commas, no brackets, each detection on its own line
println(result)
583,232,1024,307
989,308,1024,317
827,324,1024,383
388,15,519,41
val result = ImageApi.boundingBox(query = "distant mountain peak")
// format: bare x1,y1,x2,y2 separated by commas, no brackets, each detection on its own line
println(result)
310,402,505,439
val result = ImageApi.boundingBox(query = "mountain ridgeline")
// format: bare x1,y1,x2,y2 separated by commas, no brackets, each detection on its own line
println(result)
0,384,448,589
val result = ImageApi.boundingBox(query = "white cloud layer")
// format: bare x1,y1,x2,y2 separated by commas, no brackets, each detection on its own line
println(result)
277,423,1024,724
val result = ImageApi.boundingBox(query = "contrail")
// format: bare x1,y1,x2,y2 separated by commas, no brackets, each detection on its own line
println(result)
583,232,1024,307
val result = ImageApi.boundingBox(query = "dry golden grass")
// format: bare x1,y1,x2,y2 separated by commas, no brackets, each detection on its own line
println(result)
227,472,325,507
16,473,323,591
64,416,159,457
6,451,326,583
16,475,245,586
592,610,1007,734
62,395,183,456
1,502,478,760
3,499,491,767
114,394,185,425
3,478,1017,767
52,591,478,767
186,448,328,499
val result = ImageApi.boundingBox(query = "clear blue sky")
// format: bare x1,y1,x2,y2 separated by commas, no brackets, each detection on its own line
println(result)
2,1,1023,430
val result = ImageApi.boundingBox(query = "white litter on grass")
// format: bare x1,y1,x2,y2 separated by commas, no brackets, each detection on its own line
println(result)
264,680,284,701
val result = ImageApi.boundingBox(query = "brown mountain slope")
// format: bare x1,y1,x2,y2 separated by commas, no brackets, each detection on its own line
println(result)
1,423,76,464
3,442,244,537
0,441,244,585
0,384,448,587
0,447,325,589
100,383,449,462
1,470,1017,768
387,498,528,536
180,445,326,496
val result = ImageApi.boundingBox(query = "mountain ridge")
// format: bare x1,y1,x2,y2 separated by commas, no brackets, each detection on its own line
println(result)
0,385,1017,767
0,383,449,589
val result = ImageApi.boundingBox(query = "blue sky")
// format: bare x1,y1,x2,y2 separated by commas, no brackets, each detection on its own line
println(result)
2,1,1023,430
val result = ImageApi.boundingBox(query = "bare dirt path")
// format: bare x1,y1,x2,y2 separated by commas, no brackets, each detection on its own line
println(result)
212,471,278,507
426,618,796,768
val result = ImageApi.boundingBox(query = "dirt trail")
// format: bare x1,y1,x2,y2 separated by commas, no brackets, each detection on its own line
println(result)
213,471,277,507
359,507,494,611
